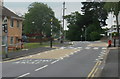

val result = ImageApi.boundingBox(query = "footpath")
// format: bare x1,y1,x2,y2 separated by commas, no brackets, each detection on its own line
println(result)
100,40,119,78
1,42,70,61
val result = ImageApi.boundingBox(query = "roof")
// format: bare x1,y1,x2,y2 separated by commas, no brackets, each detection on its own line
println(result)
2,7,23,20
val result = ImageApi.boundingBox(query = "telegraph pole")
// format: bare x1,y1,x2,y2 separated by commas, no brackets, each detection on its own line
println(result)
62,2,65,43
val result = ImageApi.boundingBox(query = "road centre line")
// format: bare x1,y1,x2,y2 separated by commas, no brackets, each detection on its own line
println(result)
17,73,30,78
51,60,59,64
35,65,48,71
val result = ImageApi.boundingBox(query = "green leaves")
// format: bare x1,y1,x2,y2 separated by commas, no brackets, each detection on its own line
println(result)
104,2,119,16
65,2,107,41
23,2,61,38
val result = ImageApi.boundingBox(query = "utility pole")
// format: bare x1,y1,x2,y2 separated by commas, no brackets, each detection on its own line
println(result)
62,2,65,43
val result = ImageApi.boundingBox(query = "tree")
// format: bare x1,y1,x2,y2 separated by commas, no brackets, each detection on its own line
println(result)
104,2,120,46
81,2,108,27
23,2,61,38
64,12,83,41
81,2,108,41
64,2,108,41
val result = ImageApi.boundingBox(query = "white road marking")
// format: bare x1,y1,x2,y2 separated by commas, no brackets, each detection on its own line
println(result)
98,56,101,58
21,62,26,64
85,47,91,49
70,53,74,55
60,57,64,60
18,73,30,78
93,47,99,49
35,65,48,71
77,47,82,49
65,54,69,57
101,52,106,54
102,47,107,49
14,62,20,64
60,47,66,49
51,60,59,64
69,47,74,48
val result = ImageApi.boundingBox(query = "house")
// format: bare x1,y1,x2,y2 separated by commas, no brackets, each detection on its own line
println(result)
2,7,23,51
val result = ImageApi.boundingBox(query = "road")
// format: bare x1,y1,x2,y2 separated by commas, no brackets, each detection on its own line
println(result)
2,41,108,78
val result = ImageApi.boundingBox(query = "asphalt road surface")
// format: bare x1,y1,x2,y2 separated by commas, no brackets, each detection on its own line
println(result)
2,41,108,78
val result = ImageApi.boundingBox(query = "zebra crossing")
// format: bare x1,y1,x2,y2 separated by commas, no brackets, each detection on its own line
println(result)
60,46,107,50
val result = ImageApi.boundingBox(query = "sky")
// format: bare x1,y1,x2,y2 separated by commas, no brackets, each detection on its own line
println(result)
3,1,117,29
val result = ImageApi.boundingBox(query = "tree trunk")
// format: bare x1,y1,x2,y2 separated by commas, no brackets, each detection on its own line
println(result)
115,14,120,46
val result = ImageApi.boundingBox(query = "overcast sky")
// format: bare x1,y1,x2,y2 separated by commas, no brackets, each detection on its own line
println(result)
3,1,117,29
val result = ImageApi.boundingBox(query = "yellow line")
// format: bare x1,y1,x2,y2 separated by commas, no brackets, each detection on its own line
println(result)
91,68,98,77
87,62,99,78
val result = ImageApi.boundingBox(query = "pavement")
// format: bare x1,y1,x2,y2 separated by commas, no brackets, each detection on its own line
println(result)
99,39,120,78
100,47,119,77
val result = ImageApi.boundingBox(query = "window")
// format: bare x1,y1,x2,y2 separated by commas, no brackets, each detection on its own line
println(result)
10,19,14,27
16,37,19,43
10,37,14,44
17,20,20,27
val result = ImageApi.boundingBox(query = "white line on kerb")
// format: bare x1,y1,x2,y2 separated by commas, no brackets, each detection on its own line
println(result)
35,65,48,71
18,73,30,78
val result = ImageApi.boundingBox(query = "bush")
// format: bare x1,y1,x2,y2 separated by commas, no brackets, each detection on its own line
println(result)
90,32,101,41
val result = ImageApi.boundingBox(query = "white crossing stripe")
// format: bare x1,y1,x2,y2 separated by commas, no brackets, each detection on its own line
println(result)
93,47,99,49
85,47,91,49
78,47,82,49
102,47,107,49
60,47,66,49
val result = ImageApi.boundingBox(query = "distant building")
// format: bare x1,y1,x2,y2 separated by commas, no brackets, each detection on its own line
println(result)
107,25,120,36
2,7,23,51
